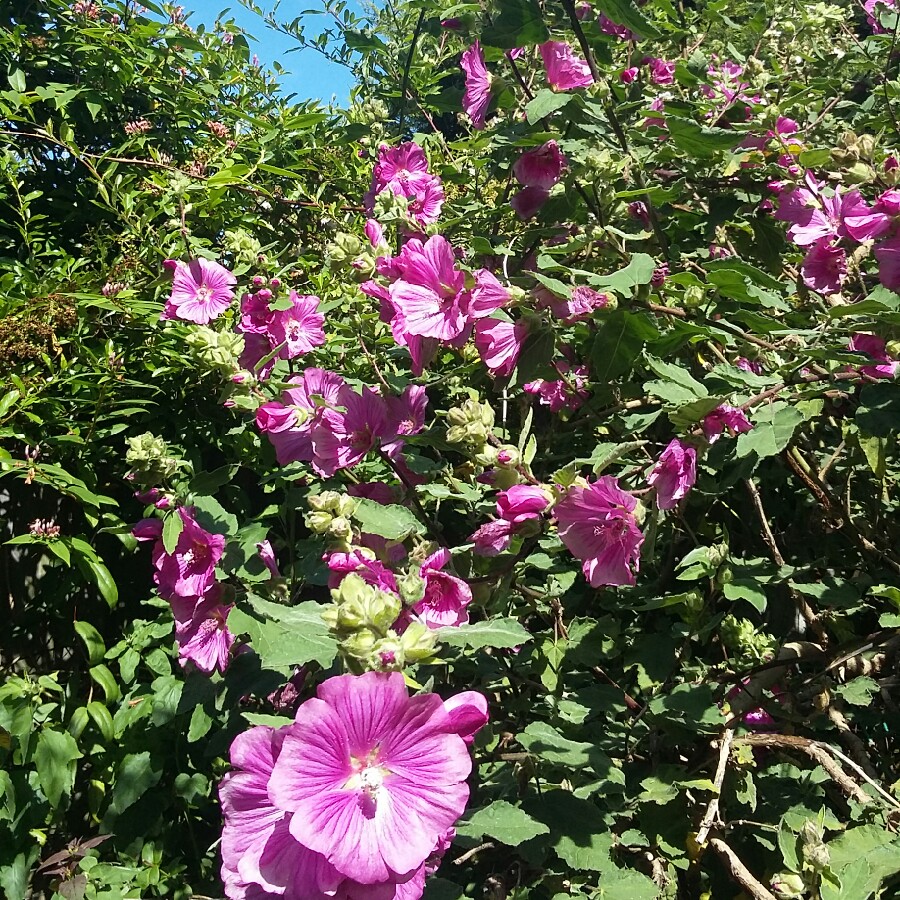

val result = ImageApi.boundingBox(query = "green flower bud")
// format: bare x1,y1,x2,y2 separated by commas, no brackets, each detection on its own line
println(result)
304,510,334,534
342,629,378,660
366,636,405,671
328,516,354,541
397,571,426,605
399,620,436,661
857,134,876,160
473,445,499,467
683,285,706,308
308,491,342,512
334,494,358,518
495,444,521,468
492,467,521,490
186,327,245,375
770,872,807,899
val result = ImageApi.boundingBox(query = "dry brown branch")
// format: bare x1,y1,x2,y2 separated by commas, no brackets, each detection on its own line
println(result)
696,728,734,846
709,838,777,900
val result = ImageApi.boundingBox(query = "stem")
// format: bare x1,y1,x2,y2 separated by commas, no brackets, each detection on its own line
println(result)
397,9,426,134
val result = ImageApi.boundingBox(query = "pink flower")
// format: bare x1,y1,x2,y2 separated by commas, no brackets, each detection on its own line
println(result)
513,141,567,190
555,477,644,587
510,185,551,220
865,0,897,32
265,673,481,886
539,40,594,91
774,173,846,247
647,439,697,510
875,234,900,290
314,386,389,476
840,191,892,241
736,357,763,375
524,361,590,412
161,258,236,324
497,485,549,523
620,66,639,84
461,41,491,130
380,384,428,459
468,270,512,319
389,236,470,341
171,588,234,674
544,286,609,322
801,241,847,295
256,367,347,467
256,540,281,579
441,693,489,745
366,143,445,229
702,404,753,443
646,57,675,85
599,14,635,39
474,317,528,377
268,292,326,359
849,333,898,379
326,550,399,594
470,519,514,556
135,506,225,601
410,549,472,629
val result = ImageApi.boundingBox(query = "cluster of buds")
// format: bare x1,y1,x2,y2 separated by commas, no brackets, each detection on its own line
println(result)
29,519,61,539
304,492,358,550
371,190,414,229
101,281,125,298
322,573,435,673
124,118,151,136
326,232,366,270
206,119,230,139
124,432,181,486
474,443,524,489
223,228,262,265
831,131,878,184
720,615,777,663
446,398,495,452
185,326,245,377
72,0,101,18
770,819,830,899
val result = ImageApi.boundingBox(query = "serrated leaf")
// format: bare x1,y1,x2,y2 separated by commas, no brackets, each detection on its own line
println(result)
836,676,879,707
437,618,532,650
667,116,739,157
456,800,549,844
481,0,549,48
595,0,662,39
525,89,574,124
352,498,424,540
525,790,613,871
34,729,82,808
590,254,656,292
736,402,803,460
228,605,337,669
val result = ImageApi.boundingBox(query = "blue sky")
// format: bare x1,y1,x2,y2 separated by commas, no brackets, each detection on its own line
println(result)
182,0,364,104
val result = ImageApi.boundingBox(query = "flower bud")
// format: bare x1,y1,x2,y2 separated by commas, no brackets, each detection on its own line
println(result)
367,637,405,672
333,494,358,518
308,491,342,512
328,516,354,541
397,571,426,605
770,872,806,899
304,510,334,534
399,620,437,661
495,444,521,468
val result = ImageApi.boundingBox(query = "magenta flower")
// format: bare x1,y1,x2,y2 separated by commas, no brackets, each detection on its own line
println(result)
161,258,236,324
314,386,389,476
620,66,639,84
256,368,347,467
599,14,635,39
389,236,470,341
474,317,528,377
266,672,480,886
410,549,473,629
849,333,898,379
468,270,512,319
366,143,445,229
801,240,847,295
702,404,753,443
875,235,900,290
269,292,326,359
326,550,399,594
470,519,514,556
383,385,429,458
461,41,492,130
256,539,281,579
540,40,594,90
774,173,846,247
497,485,550,523
135,506,225,601
524,361,590,413
513,141,567,190
840,191,892,241
171,588,234,675
555,477,644,587
646,57,675,85
647,439,697,510
544,285,609,322
441,692,489,745
510,185,552,220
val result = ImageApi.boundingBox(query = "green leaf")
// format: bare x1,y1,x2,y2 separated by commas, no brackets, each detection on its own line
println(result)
820,858,871,900
525,790,613,871
666,117,739,157
8,69,25,92
228,606,338,669
0,388,19,417
481,0,549,48
74,620,106,665
89,664,121,704
525,89,574,124
456,800,549,844
597,869,659,899
518,722,623,786
246,595,338,667
590,310,653,380
595,0,662,39
736,402,804,460
836,676,879,707
86,701,115,742
106,751,162,819
437,618,533,650
723,579,768,613
162,510,183,554
352,498,424,540
590,254,657,293
34,729,82,808
75,554,118,608
856,384,900,437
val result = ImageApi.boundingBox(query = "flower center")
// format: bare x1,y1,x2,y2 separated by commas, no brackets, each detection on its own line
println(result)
196,285,213,303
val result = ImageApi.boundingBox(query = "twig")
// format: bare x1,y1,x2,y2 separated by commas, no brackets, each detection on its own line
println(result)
454,842,495,865
818,737,900,810
744,478,828,644
708,838,777,900
695,728,734,846
734,734,870,805
397,8,426,134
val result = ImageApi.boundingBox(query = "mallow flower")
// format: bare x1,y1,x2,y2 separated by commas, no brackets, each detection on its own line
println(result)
647,438,697,510
849,333,898,379
461,41,492,130
555,477,644,587
161,258,236,324
268,292,326,359
702,404,753,443
539,40,594,90
219,672,488,899
170,587,234,675
474,317,528,377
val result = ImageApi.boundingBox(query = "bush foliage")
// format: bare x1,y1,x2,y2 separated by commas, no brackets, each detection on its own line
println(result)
3,0,900,898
